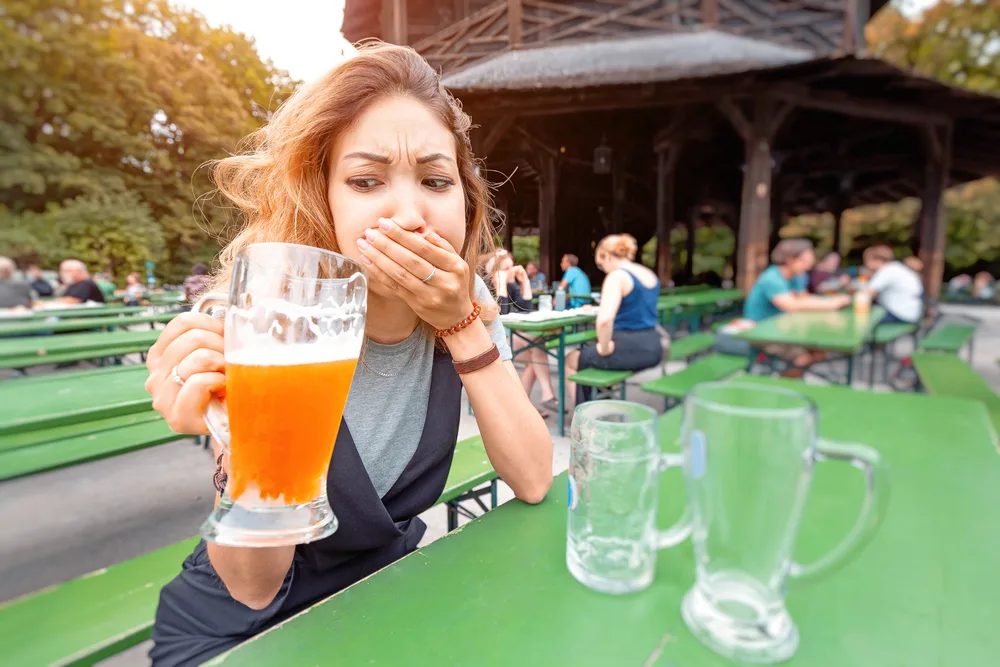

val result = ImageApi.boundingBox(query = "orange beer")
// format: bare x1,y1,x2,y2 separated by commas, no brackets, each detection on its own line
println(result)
225,357,357,503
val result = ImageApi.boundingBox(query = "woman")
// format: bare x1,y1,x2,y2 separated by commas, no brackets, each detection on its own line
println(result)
144,43,552,666
807,252,846,294
488,251,559,415
124,272,145,305
565,234,662,404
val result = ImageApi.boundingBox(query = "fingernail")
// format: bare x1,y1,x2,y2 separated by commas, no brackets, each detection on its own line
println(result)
378,218,393,231
364,228,378,241
356,237,370,250
360,255,372,265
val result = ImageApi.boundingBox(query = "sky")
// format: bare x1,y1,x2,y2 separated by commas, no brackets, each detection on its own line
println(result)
175,0,353,82
176,0,940,82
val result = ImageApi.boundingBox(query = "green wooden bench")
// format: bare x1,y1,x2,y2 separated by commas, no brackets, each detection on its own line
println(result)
641,353,748,408
864,322,919,387
439,436,498,530
543,329,596,350
0,436,498,666
917,322,977,361
0,330,161,371
0,413,186,481
0,365,151,434
568,368,633,400
0,311,177,337
911,352,1000,437
666,331,716,364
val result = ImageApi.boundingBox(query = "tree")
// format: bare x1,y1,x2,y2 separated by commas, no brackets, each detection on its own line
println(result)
0,0,298,283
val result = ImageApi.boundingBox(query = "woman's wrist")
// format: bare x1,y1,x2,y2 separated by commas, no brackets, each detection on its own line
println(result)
443,318,494,360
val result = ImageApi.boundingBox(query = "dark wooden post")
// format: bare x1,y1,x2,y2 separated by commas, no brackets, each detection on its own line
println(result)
655,144,681,285
382,0,408,44
537,153,560,280
702,0,719,27
686,208,697,279
500,197,513,251
508,0,523,48
917,123,952,300
831,206,845,255
718,98,794,291
769,180,784,253
612,157,627,234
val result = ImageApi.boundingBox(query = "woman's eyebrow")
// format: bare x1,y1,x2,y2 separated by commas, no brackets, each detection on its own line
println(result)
416,153,454,165
342,151,390,164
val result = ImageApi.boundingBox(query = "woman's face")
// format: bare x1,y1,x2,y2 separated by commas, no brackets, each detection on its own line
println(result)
498,256,514,273
328,95,467,299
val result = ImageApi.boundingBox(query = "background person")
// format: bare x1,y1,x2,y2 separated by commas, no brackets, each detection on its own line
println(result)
565,234,662,405
860,245,924,324
56,259,106,304
183,263,210,303
26,264,54,297
743,239,850,371
558,254,591,308
526,261,546,291
124,272,146,305
0,257,34,309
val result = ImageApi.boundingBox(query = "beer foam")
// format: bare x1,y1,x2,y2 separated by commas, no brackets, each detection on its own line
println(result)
226,342,359,366
224,297,365,366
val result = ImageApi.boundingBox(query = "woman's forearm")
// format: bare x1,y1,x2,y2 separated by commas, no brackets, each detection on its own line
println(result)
596,318,614,349
446,321,552,504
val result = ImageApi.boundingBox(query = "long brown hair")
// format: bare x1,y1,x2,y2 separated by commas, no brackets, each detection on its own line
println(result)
210,42,496,304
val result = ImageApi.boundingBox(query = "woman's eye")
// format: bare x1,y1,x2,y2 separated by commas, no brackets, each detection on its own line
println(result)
424,177,453,190
348,178,381,191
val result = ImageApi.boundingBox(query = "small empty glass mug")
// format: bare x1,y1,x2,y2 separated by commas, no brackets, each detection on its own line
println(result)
678,382,888,664
567,401,690,594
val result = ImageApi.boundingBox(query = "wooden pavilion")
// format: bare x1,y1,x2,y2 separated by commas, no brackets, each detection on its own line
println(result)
342,0,1000,296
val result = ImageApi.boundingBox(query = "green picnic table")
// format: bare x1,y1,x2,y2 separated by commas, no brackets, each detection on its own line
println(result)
502,312,595,436
736,307,885,384
211,376,1000,666
659,284,710,295
0,311,177,337
0,329,161,370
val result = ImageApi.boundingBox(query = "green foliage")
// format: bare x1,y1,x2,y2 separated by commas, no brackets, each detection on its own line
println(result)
0,0,298,283
512,235,540,267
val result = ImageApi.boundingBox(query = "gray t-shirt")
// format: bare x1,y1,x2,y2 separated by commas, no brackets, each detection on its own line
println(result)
344,275,511,497
0,280,34,309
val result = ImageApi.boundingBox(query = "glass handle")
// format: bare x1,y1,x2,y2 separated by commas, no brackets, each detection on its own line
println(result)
656,452,693,549
194,292,231,453
788,439,889,586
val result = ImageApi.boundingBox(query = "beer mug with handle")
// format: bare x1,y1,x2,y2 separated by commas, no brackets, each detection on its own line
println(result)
194,243,367,547
678,382,888,664
567,401,691,594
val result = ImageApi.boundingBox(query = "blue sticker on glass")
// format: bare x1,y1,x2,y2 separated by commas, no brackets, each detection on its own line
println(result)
568,475,579,510
690,430,707,479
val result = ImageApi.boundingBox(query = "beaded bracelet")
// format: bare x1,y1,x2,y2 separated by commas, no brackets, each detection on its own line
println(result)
435,301,482,338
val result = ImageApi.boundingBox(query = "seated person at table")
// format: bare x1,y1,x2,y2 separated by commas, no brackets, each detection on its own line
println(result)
565,234,662,405
183,263,211,303
0,256,34,309
143,44,552,667
972,271,996,301
808,252,848,294
859,245,923,324
526,260,547,291
743,239,850,369
55,259,106,304
488,252,558,415
27,264,54,297
124,272,146,305
558,253,592,308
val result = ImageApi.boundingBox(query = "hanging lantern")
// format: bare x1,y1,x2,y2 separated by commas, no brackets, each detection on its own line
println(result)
593,139,612,175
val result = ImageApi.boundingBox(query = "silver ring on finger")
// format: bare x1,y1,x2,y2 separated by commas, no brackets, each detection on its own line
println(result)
422,267,437,283
171,364,185,386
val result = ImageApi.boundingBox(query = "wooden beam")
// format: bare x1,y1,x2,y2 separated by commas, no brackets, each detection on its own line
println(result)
717,98,752,141
917,124,952,301
383,0,408,45
480,114,515,156
702,0,720,27
508,0,523,47
655,142,682,285
772,85,950,127
537,152,560,280
686,208,697,279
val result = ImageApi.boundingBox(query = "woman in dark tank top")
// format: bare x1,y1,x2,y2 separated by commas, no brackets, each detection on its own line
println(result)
142,43,553,666
565,233,663,404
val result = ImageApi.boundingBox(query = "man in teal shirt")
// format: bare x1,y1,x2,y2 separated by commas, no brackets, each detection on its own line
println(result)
742,239,850,369
559,254,591,308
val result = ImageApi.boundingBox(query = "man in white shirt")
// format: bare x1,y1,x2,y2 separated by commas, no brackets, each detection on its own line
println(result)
862,245,924,324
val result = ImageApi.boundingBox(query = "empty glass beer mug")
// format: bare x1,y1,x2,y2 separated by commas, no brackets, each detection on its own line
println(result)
678,382,888,664
195,243,367,547
567,401,691,594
